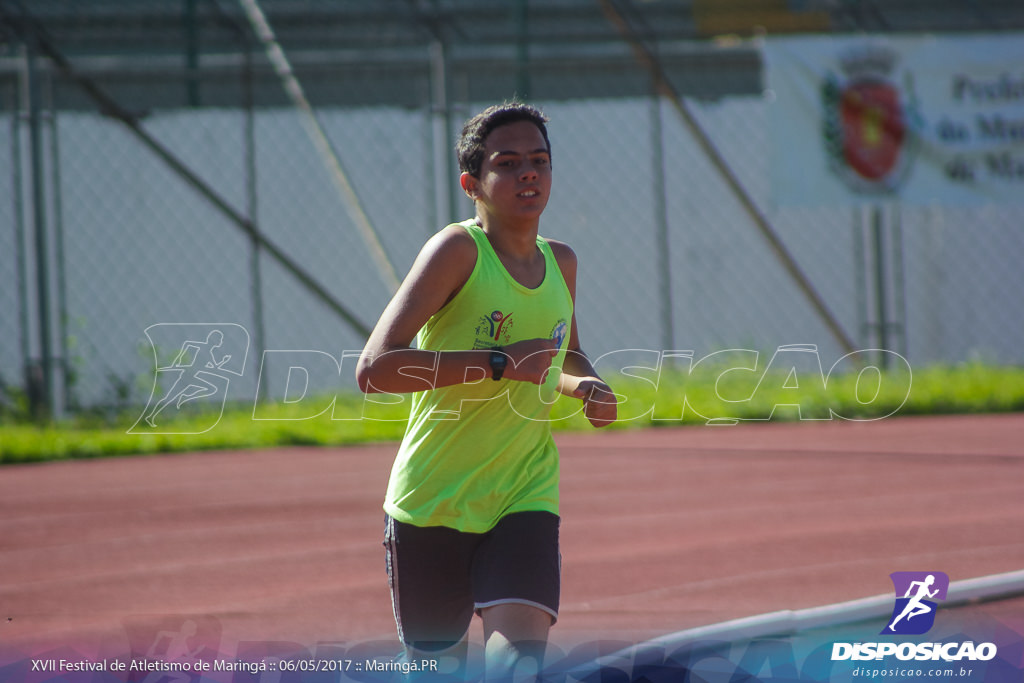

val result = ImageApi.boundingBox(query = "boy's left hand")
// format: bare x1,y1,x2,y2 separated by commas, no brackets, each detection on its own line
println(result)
573,379,617,428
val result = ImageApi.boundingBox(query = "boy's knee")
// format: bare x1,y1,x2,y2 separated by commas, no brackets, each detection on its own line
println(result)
481,603,551,679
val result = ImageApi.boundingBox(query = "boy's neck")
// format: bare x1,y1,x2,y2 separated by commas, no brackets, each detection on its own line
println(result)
475,214,540,260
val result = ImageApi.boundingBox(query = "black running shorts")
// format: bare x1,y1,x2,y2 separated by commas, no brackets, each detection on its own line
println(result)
383,511,560,652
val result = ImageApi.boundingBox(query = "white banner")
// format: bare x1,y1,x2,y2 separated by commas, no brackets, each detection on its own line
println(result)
764,34,1024,206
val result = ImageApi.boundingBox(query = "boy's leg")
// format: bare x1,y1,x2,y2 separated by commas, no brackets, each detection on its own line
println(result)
403,638,469,681
480,603,551,681
383,516,478,652
471,511,560,680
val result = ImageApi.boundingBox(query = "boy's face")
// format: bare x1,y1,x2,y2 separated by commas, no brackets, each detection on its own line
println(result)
461,120,552,225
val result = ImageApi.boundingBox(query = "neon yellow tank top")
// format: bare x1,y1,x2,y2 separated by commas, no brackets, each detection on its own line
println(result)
383,220,574,533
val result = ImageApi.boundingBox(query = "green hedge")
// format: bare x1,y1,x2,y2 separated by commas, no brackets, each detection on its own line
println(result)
2,363,1022,465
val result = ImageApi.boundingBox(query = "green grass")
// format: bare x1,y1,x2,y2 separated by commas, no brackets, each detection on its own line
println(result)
2,362,1022,465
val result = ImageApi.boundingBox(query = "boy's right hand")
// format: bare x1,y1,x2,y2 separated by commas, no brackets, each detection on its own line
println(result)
501,338,559,385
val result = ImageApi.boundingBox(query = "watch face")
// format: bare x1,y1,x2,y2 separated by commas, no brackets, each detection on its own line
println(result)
490,350,507,379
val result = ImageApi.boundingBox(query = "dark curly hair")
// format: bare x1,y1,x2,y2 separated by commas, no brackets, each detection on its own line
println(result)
456,101,551,178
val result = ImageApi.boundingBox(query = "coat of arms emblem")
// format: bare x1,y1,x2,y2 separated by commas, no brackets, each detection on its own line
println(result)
822,45,918,194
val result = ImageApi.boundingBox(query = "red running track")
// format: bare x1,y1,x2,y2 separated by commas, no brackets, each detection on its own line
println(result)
2,414,1022,657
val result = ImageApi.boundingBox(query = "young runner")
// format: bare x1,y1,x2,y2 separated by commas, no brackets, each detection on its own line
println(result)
356,101,616,679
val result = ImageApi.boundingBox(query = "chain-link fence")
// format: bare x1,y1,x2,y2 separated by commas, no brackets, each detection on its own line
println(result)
1,0,1022,420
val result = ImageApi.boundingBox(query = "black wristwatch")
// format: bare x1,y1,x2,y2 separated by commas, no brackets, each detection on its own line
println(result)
489,348,507,381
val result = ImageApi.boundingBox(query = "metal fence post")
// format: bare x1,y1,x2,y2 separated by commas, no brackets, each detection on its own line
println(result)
243,34,266,403
650,93,674,353
24,25,54,420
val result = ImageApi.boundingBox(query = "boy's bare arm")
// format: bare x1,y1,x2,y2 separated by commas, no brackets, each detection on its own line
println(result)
558,348,617,428
356,227,558,393
359,341,559,394
548,239,617,428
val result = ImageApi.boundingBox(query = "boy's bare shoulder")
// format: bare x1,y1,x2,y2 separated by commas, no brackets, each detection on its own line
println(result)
545,238,578,268
411,223,478,288
418,223,476,264
545,239,578,292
